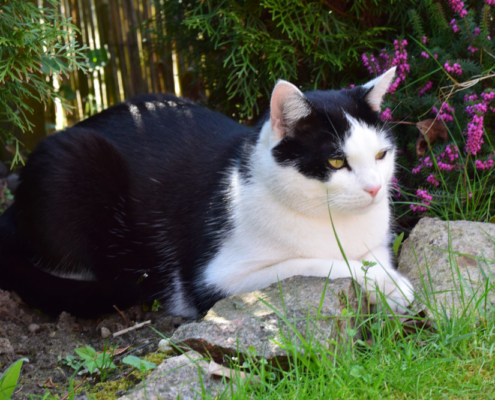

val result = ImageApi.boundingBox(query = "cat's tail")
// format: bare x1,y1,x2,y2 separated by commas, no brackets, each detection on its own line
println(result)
0,204,144,317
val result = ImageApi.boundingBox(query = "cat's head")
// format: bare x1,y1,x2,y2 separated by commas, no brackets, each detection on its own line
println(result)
256,67,397,216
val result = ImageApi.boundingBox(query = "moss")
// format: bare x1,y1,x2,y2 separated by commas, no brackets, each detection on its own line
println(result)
88,352,168,399
91,375,136,400
142,351,168,366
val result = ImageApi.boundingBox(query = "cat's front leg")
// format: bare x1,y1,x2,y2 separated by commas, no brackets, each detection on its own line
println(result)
354,246,414,312
224,258,365,295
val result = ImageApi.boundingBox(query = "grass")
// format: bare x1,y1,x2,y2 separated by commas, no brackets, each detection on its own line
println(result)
21,239,495,400
133,237,495,400
206,276,495,399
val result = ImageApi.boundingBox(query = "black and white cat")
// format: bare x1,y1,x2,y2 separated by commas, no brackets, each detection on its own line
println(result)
0,67,414,317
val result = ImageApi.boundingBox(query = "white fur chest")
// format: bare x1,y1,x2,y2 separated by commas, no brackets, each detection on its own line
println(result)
203,178,391,294
232,183,389,261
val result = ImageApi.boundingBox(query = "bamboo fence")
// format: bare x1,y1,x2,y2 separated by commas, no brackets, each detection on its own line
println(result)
44,0,179,129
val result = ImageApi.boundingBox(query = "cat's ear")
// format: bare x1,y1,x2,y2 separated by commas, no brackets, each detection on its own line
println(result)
270,80,310,140
362,67,397,111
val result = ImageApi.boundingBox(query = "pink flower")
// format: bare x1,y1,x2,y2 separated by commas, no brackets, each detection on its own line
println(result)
419,81,433,97
427,174,440,187
482,91,495,103
381,108,392,121
391,176,401,197
464,93,479,102
447,0,467,16
432,102,455,122
465,114,484,155
474,27,481,35
412,156,434,174
411,189,432,212
450,19,460,33
475,159,494,170
422,36,428,44
444,61,463,76
464,91,495,155
467,45,479,54
486,0,495,5
421,51,429,59
361,40,409,94
388,40,409,94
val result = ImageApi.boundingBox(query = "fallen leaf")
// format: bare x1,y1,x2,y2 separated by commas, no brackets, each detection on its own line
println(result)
208,361,260,385
415,118,448,157
43,378,56,388
112,345,131,356
98,345,130,356
395,309,435,340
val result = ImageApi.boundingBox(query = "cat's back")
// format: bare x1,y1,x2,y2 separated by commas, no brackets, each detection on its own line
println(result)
14,95,257,291
75,94,253,164
21,93,257,213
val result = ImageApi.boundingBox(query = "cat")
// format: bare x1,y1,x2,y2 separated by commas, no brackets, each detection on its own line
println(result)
0,67,414,317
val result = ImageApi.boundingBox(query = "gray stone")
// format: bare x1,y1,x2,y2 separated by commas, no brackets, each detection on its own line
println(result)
398,217,495,315
28,323,40,333
172,276,361,363
0,338,14,354
157,338,173,354
118,351,232,400
6,173,19,192
0,161,7,179
100,327,111,339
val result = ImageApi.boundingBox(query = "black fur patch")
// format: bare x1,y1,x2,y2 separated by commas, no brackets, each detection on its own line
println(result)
0,95,257,316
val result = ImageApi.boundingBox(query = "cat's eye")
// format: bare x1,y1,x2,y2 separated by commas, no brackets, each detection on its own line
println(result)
328,159,345,169
376,150,387,160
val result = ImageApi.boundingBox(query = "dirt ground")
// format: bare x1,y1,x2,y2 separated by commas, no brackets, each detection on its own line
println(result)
0,289,189,399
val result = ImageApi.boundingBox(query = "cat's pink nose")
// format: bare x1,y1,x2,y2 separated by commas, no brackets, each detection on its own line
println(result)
365,185,382,198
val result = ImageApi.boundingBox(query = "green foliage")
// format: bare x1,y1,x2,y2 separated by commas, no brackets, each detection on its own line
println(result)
122,356,156,372
0,186,13,214
392,232,405,263
151,299,161,312
122,355,156,399
0,0,86,155
0,358,28,399
59,354,83,371
72,345,117,382
409,9,426,39
146,0,426,121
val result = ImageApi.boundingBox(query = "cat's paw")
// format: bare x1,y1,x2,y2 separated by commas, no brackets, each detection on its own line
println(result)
359,267,415,313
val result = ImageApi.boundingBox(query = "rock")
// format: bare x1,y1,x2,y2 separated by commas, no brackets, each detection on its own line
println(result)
28,323,40,334
6,173,19,192
0,338,14,354
57,311,78,332
172,276,360,364
157,338,173,354
118,351,232,400
0,161,7,178
398,217,495,315
100,327,111,339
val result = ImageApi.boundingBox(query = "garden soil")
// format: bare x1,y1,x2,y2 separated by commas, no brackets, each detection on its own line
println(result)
0,289,189,399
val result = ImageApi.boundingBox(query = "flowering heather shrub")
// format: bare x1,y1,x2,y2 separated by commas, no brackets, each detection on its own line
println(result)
151,0,494,222
362,0,495,221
